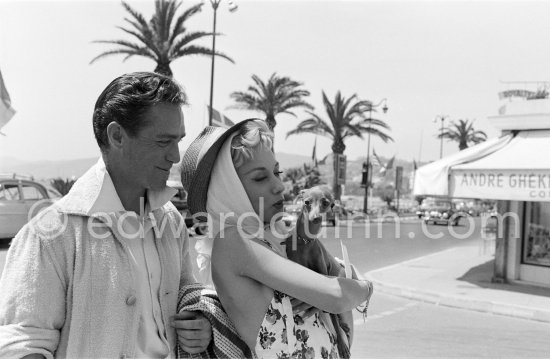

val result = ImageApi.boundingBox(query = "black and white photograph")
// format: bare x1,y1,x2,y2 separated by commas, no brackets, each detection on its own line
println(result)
1,0,549,358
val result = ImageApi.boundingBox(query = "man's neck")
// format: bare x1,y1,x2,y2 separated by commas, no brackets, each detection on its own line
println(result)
104,160,146,214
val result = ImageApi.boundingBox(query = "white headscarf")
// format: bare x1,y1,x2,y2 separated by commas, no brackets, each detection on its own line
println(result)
194,132,290,286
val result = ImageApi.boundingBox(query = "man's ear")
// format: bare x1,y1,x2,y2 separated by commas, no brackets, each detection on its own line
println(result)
106,122,124,149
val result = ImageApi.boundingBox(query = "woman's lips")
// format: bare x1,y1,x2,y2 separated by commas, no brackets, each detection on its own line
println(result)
273,200,284,209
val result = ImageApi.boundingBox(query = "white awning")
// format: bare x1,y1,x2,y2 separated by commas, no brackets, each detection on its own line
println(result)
450,130,550,201
413,134,513,197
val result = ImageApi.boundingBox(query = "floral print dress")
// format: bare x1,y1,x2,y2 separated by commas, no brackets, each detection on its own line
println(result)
254,238,340,359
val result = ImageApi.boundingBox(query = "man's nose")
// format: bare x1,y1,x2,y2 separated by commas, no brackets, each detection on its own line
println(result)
167,141,181,164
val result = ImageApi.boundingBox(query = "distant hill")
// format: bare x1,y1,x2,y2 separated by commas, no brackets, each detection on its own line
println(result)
0,156,98,180
276,152,314,170
0,152,313,180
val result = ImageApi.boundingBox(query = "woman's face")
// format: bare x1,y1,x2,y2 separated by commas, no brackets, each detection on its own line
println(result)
236,147,285,223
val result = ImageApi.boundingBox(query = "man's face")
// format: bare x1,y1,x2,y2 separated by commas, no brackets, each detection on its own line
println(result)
122,103,185,191
236,147,285,223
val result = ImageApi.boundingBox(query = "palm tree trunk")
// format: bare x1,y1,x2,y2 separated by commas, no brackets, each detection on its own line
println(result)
331,140,346,201
154,62,173,77
266,114,276,152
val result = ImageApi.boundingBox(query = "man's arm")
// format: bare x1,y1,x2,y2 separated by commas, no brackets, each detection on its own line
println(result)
0,221,66,359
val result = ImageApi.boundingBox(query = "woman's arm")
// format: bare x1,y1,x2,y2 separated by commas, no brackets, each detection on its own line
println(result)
216,230,371,314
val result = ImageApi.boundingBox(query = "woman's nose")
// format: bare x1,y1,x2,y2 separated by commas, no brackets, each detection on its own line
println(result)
272,178,285,194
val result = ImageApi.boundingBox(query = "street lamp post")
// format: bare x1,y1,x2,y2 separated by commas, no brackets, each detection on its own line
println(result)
435,115,448,159
208,0,237,126
363,98,388,214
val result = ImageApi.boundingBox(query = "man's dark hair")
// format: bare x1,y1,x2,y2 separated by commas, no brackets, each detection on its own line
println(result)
93,72,187,151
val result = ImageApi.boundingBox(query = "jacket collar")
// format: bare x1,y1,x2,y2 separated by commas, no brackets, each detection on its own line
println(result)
55,158,177,217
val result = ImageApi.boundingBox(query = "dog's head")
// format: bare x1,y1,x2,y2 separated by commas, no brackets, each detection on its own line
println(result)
298,185,335,222
293,185,335,240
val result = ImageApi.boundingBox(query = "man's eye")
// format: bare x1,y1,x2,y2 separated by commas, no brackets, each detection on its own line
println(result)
157,141,171,147
254,177,267,182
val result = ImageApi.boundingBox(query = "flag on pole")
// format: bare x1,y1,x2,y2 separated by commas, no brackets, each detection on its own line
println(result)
318,154,329,166
371,149,382,167
207,105,235,129
379,155,395,176
0,69,16,134
311,137,317,166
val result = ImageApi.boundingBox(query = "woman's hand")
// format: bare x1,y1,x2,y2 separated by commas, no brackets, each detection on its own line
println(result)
171,311,212,354
290,297,321,319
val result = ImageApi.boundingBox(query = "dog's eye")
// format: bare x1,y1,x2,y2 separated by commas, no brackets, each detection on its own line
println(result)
304,200,310,206
321,199,330,207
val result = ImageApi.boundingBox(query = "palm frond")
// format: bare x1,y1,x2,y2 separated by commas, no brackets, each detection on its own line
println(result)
90,49,153,64
170,3,203,43
169,31,214,58
171,45,234,63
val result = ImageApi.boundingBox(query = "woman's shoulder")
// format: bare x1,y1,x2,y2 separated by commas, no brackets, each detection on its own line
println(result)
211,227,277,264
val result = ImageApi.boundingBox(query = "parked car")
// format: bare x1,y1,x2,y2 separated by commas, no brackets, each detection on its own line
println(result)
0,174,61,239
420,199,463,226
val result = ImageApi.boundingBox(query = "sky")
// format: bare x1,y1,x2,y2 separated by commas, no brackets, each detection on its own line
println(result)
2,0,550,165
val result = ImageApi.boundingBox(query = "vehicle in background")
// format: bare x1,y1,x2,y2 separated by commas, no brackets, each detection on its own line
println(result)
0,174,61,239
420,198,463,226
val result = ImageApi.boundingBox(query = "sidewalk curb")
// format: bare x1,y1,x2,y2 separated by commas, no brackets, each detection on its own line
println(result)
363,251,550,324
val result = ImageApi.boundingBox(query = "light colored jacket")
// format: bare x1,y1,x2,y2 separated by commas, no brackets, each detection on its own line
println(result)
0,163,195,359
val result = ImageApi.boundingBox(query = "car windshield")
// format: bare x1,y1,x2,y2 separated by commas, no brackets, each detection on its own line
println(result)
422,200,452,210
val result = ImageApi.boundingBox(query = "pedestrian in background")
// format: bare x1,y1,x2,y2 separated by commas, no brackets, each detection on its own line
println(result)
0,72,212,358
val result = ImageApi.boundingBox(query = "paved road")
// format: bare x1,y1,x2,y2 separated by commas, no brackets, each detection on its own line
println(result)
351,293,550,358
318,218,482,274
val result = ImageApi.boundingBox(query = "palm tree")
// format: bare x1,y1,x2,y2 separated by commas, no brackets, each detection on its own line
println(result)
438,119,487,150
90,0,234,77
287,91,392,200
229,73,313,149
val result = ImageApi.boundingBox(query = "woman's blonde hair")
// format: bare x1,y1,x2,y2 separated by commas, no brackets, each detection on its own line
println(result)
230,120,273,168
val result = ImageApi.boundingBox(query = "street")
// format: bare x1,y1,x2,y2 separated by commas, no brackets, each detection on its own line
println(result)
1,219,549,358
317,218,550,358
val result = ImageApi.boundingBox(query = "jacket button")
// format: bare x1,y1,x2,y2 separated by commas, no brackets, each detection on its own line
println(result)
126,295,137,306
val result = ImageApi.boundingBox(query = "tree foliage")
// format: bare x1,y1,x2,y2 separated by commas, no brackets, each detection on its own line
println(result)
230,73,313,133
50,178,76,196
437,119,487,151
287,91,392,200
90,0,233,77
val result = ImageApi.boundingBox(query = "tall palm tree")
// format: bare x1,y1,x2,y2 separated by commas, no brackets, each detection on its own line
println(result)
90,0,234,77
287,91,392,200
230,73,313,149
438,119,487,150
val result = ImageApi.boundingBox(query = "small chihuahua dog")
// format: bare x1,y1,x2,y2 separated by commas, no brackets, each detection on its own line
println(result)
284,185,362,359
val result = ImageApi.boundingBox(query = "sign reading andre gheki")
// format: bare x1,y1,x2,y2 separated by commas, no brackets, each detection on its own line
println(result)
451,170,550,201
